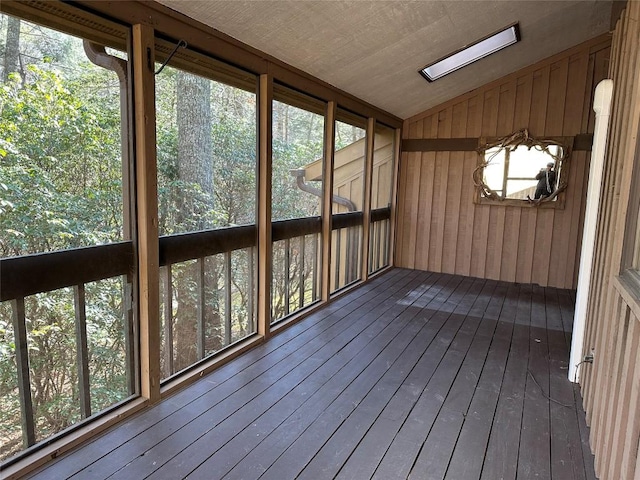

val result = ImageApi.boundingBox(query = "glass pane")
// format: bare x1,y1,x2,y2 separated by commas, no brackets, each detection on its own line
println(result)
371,125,395,210
160,249,256,381
0,302,20,461
333,119,366,213
155,64,257,235
331,225,363,292
272,98,325,221
85,277,131,414
505,179,536,199
0,13,126,258
370,124,395,274
483,147,505,194
271,234,321,323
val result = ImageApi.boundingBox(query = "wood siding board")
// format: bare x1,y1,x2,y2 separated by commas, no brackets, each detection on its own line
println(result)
457,95,483,276
406,119,424,269
482,87,502,280
586,5,636,443
582,37,623,412
596,298,626,474
415,116,438,271
400,125,421,266
395,152,409,266
515,74,537,284
581,51,598,135
442,102,468,275
430,107,453,273
546,58,572,287
620,316,640,480
471,87,499,279
529,65,552,286
609,308,638,480
497,80,518,283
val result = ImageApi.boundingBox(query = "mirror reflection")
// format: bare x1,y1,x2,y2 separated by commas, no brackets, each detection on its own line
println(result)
474,129,570,206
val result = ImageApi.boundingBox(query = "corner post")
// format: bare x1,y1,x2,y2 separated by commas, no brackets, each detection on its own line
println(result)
132,23,160,402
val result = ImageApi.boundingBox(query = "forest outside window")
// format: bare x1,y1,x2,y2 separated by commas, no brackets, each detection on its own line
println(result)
474,129,571,208
0,12,133,463
154,44,257,380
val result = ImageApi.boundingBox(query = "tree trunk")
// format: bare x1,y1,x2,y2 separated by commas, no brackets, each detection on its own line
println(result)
174,71,222,367
3,16,21,82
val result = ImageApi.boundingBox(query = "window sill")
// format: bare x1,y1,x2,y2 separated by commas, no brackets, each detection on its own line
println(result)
613,270,640,321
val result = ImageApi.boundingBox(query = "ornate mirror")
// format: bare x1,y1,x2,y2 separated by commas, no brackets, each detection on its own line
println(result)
474,129,572,207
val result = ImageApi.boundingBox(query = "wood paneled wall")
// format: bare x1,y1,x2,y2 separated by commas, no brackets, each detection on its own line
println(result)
396,35,611,288
580,3,640,479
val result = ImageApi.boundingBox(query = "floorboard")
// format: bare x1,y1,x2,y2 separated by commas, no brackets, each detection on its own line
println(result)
26,269,597,480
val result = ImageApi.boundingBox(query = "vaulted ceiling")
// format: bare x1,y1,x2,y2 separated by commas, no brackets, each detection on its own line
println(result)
156,0,613,119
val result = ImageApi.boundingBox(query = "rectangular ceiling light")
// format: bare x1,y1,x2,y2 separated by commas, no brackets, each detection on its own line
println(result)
420,23,520,82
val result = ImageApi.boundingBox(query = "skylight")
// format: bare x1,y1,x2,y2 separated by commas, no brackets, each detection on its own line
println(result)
420,23,520,82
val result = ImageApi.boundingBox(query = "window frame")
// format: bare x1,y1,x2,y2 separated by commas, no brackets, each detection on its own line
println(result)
474,131,573,209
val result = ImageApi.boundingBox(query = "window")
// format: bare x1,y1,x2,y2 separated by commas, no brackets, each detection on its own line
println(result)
0,12,133,462
369,124,395,273
271,86,325,322
154,44,257,379
331,112,367,292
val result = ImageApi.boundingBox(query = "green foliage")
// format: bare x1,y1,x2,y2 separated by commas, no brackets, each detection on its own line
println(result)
0,65,122,257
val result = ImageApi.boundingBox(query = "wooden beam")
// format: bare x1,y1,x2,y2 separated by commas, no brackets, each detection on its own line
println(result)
361,118,375,281
0,242,133,302
11,297,35,448
331,212,365,230
389,128,401,267
321,101,337,301
257,73,273,338
132,23,161,403
401,133,593,152
73,284,92,419
271,216,322,242
159,225,256,266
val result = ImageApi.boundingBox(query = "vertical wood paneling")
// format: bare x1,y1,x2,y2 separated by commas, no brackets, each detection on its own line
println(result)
588,6,637,455
414,116,437,270
429,108,452,272
442,102,468,274
515,75,536,284
497,80,518,282
547,59,573,288
456,96,483,276
561,53,591,288
529,64,553,286
397,34,611,289
578,4,640,480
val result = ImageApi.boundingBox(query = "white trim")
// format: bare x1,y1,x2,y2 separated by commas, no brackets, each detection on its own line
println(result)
570,79,613,382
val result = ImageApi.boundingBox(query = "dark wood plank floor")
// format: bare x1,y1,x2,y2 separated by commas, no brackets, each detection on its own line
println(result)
28,269,597,480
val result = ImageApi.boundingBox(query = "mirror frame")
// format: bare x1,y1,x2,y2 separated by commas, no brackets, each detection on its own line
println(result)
473,129,573,208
